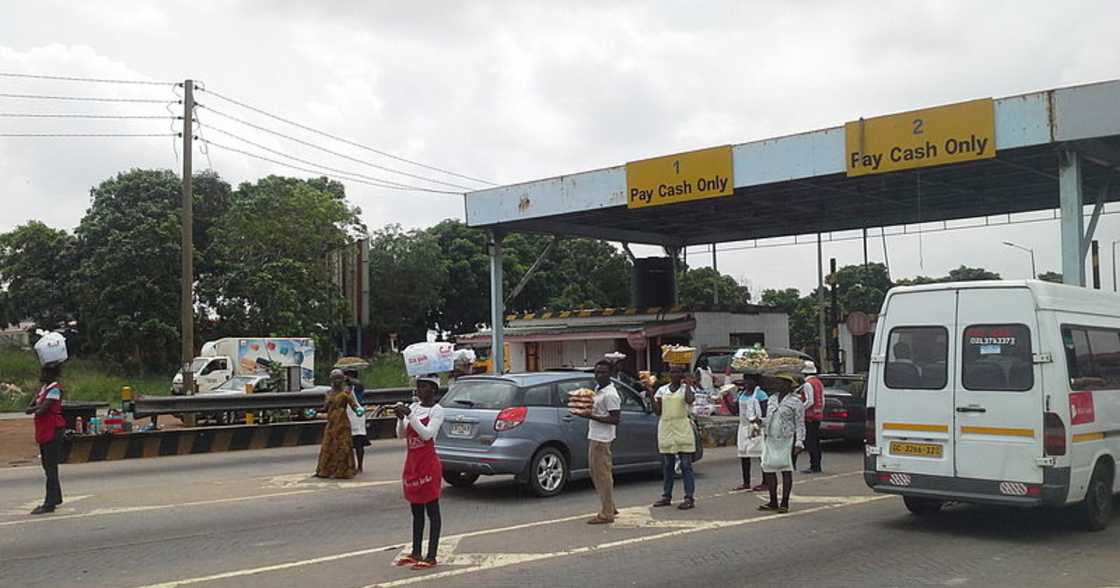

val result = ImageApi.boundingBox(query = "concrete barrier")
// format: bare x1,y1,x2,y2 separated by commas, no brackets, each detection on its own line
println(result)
61,417,399,464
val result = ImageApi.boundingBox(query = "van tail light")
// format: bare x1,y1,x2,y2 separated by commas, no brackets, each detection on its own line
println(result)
1043,412,1066,456
865,407,876,445
495,406,528,432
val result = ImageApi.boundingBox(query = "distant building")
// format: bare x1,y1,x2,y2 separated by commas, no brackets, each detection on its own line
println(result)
457,304,789,374
0,322,34,348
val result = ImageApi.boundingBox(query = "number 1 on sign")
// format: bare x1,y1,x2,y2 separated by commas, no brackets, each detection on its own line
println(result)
673,160,680,174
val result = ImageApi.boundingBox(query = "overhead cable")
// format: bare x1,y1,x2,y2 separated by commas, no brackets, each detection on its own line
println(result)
0,113,178,119
199,104,476,191
196,86,496,186
0,92,173,104
0,132,179,137
0,71,176,86
199,137,462,195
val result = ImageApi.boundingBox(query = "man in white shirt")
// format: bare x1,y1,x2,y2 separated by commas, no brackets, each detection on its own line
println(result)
581,359,621,524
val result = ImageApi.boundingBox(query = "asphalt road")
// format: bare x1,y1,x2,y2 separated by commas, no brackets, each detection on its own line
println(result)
1,439,1118,588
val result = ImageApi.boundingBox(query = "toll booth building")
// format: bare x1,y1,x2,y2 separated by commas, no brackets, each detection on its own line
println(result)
457,305,790,374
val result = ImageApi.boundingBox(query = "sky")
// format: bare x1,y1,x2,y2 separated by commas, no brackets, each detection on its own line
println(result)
1,0,1119,295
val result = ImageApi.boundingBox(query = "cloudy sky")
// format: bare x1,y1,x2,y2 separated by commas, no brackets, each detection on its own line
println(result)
2,1,1119,295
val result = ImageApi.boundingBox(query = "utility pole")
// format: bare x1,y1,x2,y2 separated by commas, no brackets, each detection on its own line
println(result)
180,80,195,395
817,234,827,370
830,257,841,373
711,244,719,305
862,227,869,267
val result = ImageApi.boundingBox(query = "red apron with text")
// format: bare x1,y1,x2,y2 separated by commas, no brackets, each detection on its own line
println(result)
402,417,443,504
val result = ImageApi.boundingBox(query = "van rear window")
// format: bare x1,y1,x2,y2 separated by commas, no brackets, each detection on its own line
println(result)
884,327,948,390
962,324,1034,391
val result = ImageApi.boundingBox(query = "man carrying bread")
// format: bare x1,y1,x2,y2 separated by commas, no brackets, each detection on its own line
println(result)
580,359,622,524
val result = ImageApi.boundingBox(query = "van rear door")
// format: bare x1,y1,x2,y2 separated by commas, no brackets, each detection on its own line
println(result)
876,290,956,478
954,288,1044,484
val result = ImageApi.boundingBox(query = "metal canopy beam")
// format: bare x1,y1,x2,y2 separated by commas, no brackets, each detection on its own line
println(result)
489,232,505,374
1060,150,1086,286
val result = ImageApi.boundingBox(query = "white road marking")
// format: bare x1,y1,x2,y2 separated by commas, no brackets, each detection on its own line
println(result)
135,468,874,588
0,490,315,527
265,473,397,490
364,495,893,587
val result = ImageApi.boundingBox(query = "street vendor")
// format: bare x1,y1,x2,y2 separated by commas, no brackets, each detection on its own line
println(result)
394,375,445,569
734,375,767,492
26,362,65,515
652,363,697,510
758,373,806,514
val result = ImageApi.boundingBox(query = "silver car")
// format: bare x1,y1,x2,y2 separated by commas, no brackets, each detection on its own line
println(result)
436,372,703,497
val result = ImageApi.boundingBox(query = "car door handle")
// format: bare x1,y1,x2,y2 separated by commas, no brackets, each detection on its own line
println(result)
956,406,987,413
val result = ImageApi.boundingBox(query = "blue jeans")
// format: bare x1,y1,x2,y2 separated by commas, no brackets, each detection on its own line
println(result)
661,452,695,500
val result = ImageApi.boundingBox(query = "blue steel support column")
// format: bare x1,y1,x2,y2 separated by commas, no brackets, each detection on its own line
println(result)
489,231,505,374
1059,149,1086,286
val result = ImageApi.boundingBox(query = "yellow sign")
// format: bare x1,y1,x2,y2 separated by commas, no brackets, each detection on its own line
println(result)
845,98,996,177
626,145,733,209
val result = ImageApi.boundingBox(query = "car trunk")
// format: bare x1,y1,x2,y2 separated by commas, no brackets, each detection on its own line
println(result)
437,379,519,452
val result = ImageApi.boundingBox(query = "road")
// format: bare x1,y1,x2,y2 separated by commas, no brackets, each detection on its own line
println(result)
1,440,1118,588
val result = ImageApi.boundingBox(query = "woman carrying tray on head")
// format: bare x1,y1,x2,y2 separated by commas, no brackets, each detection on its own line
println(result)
758,372,805,514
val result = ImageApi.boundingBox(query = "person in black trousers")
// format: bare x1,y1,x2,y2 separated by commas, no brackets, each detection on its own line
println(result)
26,362,65,515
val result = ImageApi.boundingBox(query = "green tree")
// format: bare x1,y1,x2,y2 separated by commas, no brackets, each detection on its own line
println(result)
677,267,750,306
947,265,1001,282
0,221,77,329
199,176,364,350
759,288,801,313
1038,271,1063,283
426,220,492,334
761,288,820,352
367,224,448,345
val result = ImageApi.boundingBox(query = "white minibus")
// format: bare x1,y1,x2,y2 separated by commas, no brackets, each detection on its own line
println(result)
865,281,1120,530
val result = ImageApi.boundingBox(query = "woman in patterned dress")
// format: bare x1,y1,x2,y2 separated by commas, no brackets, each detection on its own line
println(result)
315,369,359,479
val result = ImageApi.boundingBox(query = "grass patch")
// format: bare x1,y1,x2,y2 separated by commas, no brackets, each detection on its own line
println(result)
0,346,169,412
359,353,410,389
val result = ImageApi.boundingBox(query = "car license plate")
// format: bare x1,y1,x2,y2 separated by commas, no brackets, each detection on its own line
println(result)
449,423,472,437
821,422,843,431
890,441,942,458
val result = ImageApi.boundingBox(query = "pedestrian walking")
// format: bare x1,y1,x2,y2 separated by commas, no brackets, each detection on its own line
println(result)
580,360,621,525
652,363,697,510
395,375,445,569
758,373,805,514
26,362,65,515
315,369,359,479
799,366,825,474
345,369,369,473
733,376,765,492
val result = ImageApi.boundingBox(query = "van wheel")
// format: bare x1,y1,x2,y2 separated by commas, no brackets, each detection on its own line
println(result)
1080,463,1114,532
442,471,480,488
527,447,568,498
903,496,943,516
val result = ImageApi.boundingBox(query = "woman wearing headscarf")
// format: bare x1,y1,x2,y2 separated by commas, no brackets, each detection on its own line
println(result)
315,369,359,479
758,373,805,514
394,375,445,570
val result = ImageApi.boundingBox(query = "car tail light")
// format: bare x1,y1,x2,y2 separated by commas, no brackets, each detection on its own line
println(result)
1043,412,1066,456
865,406,876,445
495,406,528,432
828,409,850,420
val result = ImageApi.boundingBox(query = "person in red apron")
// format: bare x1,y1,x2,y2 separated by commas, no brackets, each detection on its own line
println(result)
25,362,65,515
394,375,445,570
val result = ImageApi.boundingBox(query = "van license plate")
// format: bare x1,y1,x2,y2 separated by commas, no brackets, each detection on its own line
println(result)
890,441,942,458
449,423,472,437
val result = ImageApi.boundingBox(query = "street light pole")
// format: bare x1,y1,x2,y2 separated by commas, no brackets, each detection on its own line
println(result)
1002,241,1036,279
1113,240,1119,292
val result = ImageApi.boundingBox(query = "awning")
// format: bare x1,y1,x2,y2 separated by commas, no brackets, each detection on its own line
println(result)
457,318,696,344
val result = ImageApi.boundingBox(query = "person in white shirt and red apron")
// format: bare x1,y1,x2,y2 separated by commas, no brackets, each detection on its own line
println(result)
26,362,66,515
796,367,825,474
394,375,445,570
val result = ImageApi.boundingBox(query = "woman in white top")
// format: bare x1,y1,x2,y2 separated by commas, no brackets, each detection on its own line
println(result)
394,375,446,570
733,376,766,491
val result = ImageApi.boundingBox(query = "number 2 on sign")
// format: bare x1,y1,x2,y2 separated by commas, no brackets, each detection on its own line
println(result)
673,160,680,174
912,118,924,135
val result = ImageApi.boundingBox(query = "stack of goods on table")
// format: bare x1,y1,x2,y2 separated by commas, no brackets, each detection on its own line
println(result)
567,388,596,417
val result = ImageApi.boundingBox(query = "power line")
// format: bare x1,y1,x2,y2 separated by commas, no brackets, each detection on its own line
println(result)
199,104,476,191
0,113,178,119
0,92,174,104
0,71,176,86
199,136,462,195
0,132,178,137
199,123,450,191
196,86,497,186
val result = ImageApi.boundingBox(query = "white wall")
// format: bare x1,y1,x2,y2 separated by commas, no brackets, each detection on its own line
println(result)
691,312,790,350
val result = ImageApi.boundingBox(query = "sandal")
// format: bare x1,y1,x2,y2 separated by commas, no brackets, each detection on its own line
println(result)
732,484,751,491
757,504,779,512
678,498,695,510
411,559,437,570
778,506,790,514
394,554,420,567
652,497,672,508
586,516,613,525
751,484,768,492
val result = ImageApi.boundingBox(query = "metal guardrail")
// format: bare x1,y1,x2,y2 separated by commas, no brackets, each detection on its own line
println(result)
132,387,442,418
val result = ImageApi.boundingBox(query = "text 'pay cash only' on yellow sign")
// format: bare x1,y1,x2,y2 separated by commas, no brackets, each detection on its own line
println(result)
845,98,996,177
626,145,734,209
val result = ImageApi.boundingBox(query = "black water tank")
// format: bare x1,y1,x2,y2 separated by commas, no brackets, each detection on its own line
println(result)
631,257,676,308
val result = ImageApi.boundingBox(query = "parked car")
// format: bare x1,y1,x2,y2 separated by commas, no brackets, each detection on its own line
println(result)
818,374,867,444
436,372,704,497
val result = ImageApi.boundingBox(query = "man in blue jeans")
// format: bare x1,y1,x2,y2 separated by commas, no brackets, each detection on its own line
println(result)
652,364,697,510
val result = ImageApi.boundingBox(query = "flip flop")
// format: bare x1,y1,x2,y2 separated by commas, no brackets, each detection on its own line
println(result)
394,555,419,567
757,504,779,512
411,559,437,571
586,516,613,525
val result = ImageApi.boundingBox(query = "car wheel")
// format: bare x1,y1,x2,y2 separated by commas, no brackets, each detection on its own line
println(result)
527,446,568,498
443,471,480,488
1080,463,1114,532
903,496,943,516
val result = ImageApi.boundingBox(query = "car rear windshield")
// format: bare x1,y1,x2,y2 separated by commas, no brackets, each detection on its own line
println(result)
441,380,519,410
884,326,948,390
962,324,1034,391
